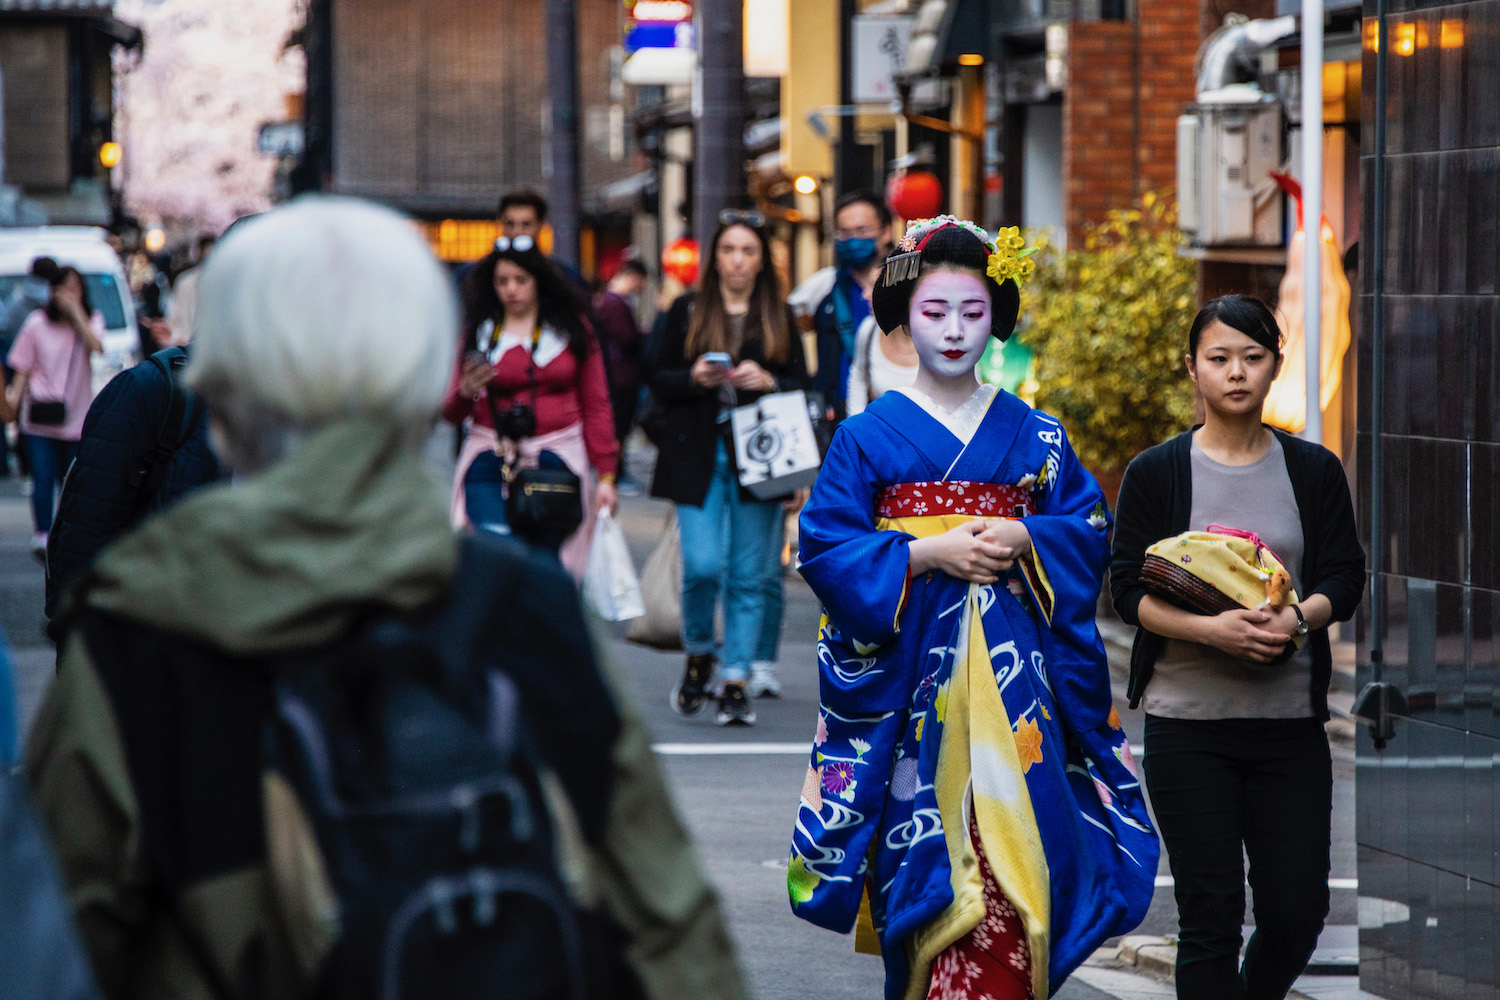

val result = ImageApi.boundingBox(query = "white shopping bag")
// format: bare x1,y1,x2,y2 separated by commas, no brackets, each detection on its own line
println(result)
729,389,822,501
583,509,645,622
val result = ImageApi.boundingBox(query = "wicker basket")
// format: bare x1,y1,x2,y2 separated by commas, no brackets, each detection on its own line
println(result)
1141,554,1245,616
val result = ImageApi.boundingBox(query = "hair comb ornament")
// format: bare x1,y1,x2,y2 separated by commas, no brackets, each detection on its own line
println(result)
881,250,923,285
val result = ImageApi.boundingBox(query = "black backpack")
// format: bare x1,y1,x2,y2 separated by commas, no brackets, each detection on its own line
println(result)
263,535,638,1000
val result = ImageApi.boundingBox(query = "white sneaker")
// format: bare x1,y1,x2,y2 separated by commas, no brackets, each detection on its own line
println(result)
747,661,782,699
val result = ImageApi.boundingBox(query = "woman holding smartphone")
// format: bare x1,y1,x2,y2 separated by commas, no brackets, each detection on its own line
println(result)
1110,294,1364,1000
442,235,617,577
648,211,807,727
5,266,103,558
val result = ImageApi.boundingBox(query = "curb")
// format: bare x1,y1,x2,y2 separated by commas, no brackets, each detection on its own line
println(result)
1114,935,1179,981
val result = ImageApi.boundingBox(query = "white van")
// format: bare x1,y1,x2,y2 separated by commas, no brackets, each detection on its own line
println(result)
0,226,142,393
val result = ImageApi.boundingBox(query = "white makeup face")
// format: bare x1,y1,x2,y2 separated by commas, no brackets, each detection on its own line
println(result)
907,268,991,379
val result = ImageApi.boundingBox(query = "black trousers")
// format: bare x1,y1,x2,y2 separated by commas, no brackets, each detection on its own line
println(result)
1142,715,1332,1000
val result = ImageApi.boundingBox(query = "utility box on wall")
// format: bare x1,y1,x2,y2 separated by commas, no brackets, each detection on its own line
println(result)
1177,88,1283,247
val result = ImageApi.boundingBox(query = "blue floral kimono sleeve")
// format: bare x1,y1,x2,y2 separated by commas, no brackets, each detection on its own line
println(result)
798,428,912,653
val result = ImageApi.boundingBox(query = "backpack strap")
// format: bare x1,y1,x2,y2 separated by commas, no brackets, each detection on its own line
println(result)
420,534,525,686
129,347,202,518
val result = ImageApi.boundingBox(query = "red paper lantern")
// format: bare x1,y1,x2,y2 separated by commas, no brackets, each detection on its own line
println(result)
885,170,944,221
661,236,701,286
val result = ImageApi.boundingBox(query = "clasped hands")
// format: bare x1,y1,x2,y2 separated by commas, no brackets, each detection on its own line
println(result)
909,518,1033,586
1202,604,1302,664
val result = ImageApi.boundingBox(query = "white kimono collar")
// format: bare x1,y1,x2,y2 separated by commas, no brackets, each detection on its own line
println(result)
891,381,996,446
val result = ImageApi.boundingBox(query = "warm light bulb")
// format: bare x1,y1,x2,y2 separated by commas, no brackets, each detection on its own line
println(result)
957,53,984,66
144,227,166,252
794,174,818,196
98,141,122,168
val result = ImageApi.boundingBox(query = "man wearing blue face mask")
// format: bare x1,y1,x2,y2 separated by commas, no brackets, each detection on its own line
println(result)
788,191,893,421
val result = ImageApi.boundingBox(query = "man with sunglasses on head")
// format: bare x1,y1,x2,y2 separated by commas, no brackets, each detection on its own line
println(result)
787,190,894,422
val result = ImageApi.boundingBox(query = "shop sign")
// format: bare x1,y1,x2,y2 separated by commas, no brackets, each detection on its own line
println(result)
851,15,913,102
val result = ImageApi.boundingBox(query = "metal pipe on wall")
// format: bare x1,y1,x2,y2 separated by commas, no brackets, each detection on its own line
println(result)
1301,0,1324,444
1368,0,1388,679
546,0,581,267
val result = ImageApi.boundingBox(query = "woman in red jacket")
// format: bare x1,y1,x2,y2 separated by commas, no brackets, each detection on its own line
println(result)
443,236,617,578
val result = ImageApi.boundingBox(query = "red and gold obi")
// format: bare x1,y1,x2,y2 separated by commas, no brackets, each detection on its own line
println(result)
877,481,1037,521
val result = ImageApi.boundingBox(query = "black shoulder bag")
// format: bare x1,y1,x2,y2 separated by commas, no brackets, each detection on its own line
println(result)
27,339,80,427
487,326,584,548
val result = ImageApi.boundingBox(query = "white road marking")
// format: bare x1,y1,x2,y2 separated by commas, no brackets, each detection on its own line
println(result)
653,742,812,755
1154,875,1357,890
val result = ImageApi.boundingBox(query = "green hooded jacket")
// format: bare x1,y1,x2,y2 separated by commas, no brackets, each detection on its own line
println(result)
27,420,748,1000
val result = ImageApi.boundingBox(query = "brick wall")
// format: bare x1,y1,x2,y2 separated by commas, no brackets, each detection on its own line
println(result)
1062,0,1200,244
1063,22,1136,245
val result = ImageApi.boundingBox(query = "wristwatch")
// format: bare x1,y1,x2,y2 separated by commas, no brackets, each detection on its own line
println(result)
1290,603,1310,637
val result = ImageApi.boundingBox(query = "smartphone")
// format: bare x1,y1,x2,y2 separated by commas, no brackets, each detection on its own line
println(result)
704,352,733,368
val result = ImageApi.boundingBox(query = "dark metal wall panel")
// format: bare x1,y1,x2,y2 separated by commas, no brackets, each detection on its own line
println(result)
0,23,70,188
1357,0,1500,996
327,0,629,217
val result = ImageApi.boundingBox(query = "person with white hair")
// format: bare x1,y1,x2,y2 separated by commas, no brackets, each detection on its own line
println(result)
25,196,748,1000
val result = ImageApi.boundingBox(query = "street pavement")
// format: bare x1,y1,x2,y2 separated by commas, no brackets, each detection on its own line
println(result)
1,435,1372,1000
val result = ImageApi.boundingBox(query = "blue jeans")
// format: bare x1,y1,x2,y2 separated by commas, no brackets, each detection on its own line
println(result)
26,436,78,535
757,515,786,663
463,451,510,536
677,441,782,683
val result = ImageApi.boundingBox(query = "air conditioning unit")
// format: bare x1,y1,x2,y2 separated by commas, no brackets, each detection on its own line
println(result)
1177,86,1283,247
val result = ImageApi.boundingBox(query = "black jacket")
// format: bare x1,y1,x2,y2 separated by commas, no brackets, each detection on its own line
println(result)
45,347,224,619
646,293,809,506
1109,427,1365,720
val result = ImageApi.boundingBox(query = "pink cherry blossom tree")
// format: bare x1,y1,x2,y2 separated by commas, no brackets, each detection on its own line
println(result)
114,0,305,233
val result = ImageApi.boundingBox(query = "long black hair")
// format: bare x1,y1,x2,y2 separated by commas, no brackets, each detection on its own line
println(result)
462,245,591,358
42,266,94,324
870,224,1020,341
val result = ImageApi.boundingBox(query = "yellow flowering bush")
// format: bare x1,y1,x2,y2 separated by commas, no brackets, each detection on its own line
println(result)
1016,193,1198,473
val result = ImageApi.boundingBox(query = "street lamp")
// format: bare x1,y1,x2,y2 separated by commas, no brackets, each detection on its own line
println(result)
99,141,122,169
793,174,818,195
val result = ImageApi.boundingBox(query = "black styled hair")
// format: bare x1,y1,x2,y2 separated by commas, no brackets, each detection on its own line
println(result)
28,256,59,281
496,188,549,224
43,266,93,324
1188,294,1283,359
616,258,648,280
870,224,1021,341
834,189,892,230
463,245,591,358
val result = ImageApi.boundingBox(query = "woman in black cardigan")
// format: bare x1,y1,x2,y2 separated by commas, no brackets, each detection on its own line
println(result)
648,213,808,727
1110,295,1364,1000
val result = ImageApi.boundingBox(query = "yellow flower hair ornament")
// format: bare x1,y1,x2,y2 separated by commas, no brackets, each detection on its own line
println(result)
986,225,1039,285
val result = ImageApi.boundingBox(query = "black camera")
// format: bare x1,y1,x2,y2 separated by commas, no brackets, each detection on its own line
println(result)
492,403,537,441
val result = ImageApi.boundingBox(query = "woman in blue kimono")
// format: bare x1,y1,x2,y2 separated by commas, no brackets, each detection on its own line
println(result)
787,218,1159,1000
